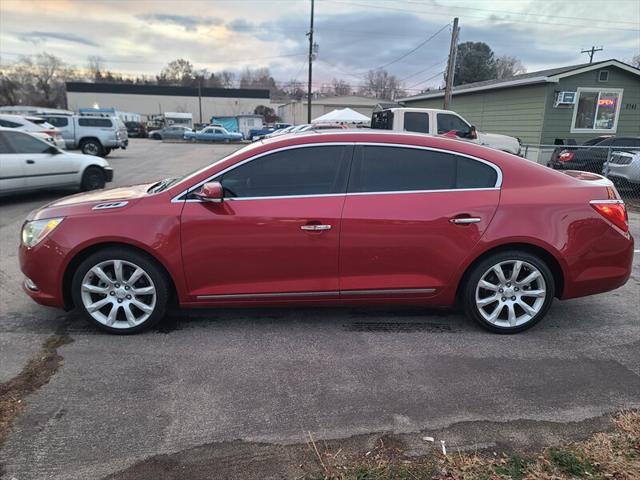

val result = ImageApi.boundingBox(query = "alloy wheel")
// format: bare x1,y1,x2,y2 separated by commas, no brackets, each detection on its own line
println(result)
80,259,157,330
475,260,547,328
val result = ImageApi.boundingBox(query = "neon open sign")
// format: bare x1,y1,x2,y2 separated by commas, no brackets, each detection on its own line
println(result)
598,98,616,106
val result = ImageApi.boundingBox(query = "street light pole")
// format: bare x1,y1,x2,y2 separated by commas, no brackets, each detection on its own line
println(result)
307,0,315,123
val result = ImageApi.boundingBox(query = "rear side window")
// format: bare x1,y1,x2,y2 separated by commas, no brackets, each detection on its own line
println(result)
404,112,429,133
45,117,69,127
78,118,112,127
348,146,498,193
371,110,393,130
0,119,21,128
219,146,351,198
0,132,13,153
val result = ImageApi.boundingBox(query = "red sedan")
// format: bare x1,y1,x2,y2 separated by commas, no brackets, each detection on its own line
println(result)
19,131,634,334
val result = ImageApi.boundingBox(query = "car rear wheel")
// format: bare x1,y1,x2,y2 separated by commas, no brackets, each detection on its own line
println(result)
81,166,106,191
71,248,168,334
462,251,555,333
80,139,105,156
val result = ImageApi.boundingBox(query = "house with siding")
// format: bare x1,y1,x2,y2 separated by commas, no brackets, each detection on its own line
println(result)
399,59,640,160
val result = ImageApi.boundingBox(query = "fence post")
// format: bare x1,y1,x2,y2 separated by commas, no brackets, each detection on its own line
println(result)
604,146,612,177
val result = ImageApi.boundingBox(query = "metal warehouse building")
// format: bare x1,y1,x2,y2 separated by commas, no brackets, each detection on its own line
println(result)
400,59,640,148
65,82,271,123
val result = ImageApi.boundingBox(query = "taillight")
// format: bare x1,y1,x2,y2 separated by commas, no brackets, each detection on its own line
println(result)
42,129,58,137
559,151,574,163
590,200,628,232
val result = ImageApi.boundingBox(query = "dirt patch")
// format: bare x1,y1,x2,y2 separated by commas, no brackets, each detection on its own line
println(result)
0,334,72,446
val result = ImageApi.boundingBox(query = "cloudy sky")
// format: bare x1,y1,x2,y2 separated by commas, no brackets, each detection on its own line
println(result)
0,0,638,92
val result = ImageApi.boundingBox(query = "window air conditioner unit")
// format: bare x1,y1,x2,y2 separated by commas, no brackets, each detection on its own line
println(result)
555,91,577,107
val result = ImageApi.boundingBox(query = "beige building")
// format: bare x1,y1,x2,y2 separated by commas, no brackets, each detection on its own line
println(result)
277,95,381,124
65,82,271,123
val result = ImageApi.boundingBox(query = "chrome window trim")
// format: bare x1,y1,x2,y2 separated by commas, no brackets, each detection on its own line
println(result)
171,141,503,203
589,199,625,204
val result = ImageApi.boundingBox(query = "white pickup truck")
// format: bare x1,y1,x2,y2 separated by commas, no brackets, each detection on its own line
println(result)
371,108,521,155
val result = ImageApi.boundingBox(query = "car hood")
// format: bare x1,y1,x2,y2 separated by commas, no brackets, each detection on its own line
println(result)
48,183,154,207
28,183,157,221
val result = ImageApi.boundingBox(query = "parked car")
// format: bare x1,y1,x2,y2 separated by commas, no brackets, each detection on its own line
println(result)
19,131,633,335
125,121,147,138
0,127,112,195
0,114,66,149
548,136,640,172
148,125,193,141
249,123,292,141
39,114,128,157
371,108,522,155
264,125,296,138
605,151,640,192
547,136,612,167
183,126,243,142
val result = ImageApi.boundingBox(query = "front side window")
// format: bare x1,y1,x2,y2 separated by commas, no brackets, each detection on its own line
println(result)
348,146,497,193
218,146,351,198
4,131,51,154
572,88,623,132
437,113,470,135
403,112,429,133
0,132,13,153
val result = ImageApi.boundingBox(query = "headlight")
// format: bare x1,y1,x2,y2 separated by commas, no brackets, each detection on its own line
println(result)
22,218,64,248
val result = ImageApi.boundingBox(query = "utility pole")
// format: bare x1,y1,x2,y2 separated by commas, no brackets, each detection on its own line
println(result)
581,46,603,63
443,17,459,110
197,77,203,125
307,0,315,123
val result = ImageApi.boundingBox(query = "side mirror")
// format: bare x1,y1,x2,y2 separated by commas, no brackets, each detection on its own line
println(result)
47,145,61,155
468,126,478,140
194,181,224,203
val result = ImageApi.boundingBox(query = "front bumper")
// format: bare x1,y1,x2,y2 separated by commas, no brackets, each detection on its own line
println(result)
20,238,67,309
104,167,114,183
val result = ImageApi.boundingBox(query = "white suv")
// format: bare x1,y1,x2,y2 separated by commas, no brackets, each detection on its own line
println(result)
0,114,66,149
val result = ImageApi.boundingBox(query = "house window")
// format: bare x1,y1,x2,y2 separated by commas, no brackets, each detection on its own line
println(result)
598,70,609,82
571,88,623,133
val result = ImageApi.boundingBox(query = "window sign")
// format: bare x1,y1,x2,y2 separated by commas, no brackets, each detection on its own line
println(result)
571,88,623,133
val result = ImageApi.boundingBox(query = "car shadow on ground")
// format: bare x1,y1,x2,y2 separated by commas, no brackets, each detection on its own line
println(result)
1,188,79,206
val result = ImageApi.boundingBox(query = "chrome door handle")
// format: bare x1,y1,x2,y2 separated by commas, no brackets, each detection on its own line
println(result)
450,217,481,224
301,224,332,231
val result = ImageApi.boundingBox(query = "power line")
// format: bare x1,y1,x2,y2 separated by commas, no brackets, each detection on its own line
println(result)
404,70,446,90
374,23,450,70
398,59,448,82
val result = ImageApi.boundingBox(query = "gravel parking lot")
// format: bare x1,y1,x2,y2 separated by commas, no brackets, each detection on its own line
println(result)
1,139,639,479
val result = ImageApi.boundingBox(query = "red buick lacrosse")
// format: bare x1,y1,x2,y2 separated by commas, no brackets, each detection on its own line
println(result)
20,131,633,334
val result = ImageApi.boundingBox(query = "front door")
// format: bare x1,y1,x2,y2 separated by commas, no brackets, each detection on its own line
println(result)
180,144,353,299
339,145,501,295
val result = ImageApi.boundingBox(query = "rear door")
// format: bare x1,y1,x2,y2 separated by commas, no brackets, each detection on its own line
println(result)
339,145,501,296
0,131,26,193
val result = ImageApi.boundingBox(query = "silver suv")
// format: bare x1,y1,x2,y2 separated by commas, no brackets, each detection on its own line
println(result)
40,115,128,157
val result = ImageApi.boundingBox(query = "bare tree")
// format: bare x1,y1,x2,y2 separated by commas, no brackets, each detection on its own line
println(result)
157,58,195,86
358,69,404,99
332,78,351,96
495,55,527,79
87,55,104,81
218,70,236,88
239,67,283,98
630,54,640,68
282,79,305,101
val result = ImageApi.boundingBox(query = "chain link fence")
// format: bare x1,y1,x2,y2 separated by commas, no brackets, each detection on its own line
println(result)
520,143,640,203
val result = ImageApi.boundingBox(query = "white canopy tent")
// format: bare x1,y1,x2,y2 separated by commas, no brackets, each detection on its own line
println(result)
311,107,370,124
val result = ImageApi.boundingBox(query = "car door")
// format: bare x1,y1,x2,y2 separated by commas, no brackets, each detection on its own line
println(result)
339,145,501,296
179,144,353,299
0,131,26,193
4,130,77,189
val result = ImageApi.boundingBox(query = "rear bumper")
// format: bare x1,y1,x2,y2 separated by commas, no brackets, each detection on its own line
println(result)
104,167,114,182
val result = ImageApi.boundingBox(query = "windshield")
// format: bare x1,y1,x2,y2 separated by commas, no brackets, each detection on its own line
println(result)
151,142,264,194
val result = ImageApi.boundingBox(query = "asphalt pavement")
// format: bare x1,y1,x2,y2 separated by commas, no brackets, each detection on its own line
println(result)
1,139,639,480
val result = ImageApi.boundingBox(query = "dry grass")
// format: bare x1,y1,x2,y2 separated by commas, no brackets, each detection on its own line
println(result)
302,411,640,480
0,334,72,446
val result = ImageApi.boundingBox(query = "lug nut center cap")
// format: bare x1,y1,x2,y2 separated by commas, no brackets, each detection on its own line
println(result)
115,288,127,300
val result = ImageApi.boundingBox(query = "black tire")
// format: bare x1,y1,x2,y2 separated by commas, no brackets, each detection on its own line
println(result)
71,247,169,334
462,250,555,334
80,139,105,156
151,134,161,140
103,148,112,157
81,166,106,191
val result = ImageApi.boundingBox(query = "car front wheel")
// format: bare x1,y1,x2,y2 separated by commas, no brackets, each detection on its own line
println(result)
71,248,169,334
463,251,555,333
81,166,106,191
